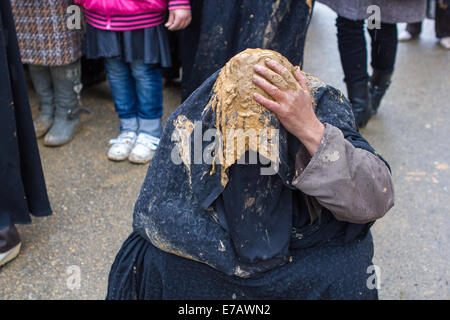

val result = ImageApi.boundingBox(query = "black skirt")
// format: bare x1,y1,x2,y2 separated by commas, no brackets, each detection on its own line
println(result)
83,23,172,67
106,231,378,300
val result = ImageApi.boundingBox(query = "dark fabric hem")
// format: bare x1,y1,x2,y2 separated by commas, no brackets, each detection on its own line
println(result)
83,24,172,68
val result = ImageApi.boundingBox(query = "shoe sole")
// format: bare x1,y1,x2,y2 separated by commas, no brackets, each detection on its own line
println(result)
0,243,21,267
128,157,151,164
107,155,129,162
43,122,83,147
35,126,52,139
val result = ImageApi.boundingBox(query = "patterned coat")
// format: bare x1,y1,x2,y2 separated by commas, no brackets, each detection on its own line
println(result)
318,0,427,23
11,0,83,66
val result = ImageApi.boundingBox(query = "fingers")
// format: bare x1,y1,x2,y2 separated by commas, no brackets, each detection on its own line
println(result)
265,59,298,89
253,64,289,90
181,14,192,29
169,14,183,30
294,66,308,91
165,11,175,29
253,93,281,113
166,10,192,31
253,75,285,101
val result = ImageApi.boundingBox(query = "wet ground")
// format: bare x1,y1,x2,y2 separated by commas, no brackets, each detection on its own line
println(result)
1,4,449,299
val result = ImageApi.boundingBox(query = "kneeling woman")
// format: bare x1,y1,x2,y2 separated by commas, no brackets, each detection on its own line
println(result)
107,49,394,300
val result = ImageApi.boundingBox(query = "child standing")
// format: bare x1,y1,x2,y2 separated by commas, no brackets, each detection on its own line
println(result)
75,0,191,163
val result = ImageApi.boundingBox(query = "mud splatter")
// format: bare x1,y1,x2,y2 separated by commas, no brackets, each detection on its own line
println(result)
173,115,194,184
306,0,313,15
234,266,251,278
244,197,255,209
205,49,301,186
322,150,340,162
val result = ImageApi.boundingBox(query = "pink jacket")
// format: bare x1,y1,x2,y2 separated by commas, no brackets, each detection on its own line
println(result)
74,0,190,31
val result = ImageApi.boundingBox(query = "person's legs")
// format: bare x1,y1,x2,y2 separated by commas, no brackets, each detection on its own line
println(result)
336,16,372,128
436,0,450,48
368,23,398,114
369,23,398,75
336,16,369,84
104,58,139,128
28,65,55,138
104,58,140,161
130,60,163,137
406,22,423,37
128,60,163,164
43,60,83,146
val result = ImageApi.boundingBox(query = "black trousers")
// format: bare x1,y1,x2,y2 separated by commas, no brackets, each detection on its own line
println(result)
407,0,450,38
336,16,398,84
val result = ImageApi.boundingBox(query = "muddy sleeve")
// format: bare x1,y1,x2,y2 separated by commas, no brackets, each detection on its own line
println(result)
292,123,394,224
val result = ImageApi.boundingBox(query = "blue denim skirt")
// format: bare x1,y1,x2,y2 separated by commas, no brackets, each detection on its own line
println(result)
83,24,172,67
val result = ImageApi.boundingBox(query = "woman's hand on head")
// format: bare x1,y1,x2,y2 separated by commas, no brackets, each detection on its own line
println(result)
165,9,192,31
253,59,325,156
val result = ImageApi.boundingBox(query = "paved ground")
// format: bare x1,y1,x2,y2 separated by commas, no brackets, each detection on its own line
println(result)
0,4,448,299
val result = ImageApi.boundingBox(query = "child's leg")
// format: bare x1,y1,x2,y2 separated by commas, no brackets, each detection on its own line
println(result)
127,60,163,164
129,60,163,138
104,58,140,161
104,58,139,132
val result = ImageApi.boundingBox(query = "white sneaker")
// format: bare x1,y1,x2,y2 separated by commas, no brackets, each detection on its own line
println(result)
0,243,21,267
128,133,160,164
107,131,137,161
439,37,450,50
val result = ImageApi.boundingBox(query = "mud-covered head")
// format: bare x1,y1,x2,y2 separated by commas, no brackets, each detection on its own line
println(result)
206,49,298,185
211,48,297,126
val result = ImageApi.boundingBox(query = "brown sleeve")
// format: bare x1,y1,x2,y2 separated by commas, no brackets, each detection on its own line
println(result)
292,123,395,224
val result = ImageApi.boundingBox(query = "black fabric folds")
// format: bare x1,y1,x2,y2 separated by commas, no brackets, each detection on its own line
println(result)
83,24,172,67
0,0,52,228
132,68,383,278
180,0,315,100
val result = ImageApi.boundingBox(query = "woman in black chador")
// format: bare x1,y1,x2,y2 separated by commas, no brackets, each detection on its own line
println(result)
106,49,395,300
0,0,52,266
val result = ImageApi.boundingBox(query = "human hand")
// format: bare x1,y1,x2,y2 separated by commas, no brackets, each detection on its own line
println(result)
253,59,325,156
165,9,192,31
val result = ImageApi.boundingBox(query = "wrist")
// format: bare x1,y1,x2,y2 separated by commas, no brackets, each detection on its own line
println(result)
295,121,325,156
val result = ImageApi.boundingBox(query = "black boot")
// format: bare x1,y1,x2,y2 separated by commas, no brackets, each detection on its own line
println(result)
0,225,21,266
346,80,373,128
370,70,392,115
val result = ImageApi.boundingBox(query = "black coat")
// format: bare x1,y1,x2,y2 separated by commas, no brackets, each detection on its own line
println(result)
0,0,51,228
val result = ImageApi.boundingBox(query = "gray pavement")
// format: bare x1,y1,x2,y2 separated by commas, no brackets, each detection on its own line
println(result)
0,3,448,299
